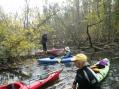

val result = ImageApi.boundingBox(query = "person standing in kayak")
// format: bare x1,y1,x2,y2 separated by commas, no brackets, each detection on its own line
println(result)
41,33,48,52
72,53,101,89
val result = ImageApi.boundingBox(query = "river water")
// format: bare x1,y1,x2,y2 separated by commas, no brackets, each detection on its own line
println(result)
0,52,119,89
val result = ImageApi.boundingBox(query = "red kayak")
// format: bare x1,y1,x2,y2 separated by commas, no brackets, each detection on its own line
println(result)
27,69,62,89
0,82,28,89
0,69,62,89
47,48,65,56
35,48,65,56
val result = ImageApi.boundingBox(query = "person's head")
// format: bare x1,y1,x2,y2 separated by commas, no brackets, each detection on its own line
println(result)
43,32,48,36
44,33,47,36
44,31,48,34
65,46,70,52
72,53,88,68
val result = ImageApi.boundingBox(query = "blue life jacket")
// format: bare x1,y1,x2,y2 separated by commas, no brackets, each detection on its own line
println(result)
61,51,72,59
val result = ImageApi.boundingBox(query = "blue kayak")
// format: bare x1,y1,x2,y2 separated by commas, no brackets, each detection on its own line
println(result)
37,57,73,64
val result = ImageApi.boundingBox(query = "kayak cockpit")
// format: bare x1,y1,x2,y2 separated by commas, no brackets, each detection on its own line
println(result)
7,83,21,89
0,82,27,89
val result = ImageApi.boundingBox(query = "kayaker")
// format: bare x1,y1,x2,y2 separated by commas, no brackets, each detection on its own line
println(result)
49,46,72,59
72,53,101,89
61,46,72,59
41,33,48,52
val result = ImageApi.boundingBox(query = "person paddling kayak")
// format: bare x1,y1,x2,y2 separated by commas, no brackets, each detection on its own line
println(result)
61,46,72,59
49,46,72,59
72,53,101,89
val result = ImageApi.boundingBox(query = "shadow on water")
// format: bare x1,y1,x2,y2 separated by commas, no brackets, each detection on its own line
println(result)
0,51,119,89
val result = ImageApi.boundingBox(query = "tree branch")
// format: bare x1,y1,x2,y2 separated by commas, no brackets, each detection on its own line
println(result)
37,10,60,28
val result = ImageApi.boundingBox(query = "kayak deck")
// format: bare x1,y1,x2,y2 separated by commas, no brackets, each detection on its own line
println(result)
38,57,73,64
91,58,110,82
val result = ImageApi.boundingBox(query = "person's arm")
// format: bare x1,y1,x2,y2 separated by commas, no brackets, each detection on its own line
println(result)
86,67,101,89
72,73,78,89
72,81,77,89
62,52,72,59
91,81,101,89
45,35,48,42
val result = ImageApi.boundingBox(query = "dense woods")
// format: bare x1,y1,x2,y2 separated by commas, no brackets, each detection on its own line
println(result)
0,0,119,63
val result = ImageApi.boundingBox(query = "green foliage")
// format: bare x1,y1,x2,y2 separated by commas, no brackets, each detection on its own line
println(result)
0,9,53,62
0,0,118,62
0,16,49,60
1,28,35,58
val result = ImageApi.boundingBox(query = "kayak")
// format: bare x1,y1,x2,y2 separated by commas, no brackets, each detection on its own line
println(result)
90,58,110,82
35,48,64,56
0,82,28,89
0,69,62,89
27,69,62,89
37,56,73,64
47,48,65,56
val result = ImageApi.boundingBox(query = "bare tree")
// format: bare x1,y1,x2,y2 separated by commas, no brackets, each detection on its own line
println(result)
24,0,30,29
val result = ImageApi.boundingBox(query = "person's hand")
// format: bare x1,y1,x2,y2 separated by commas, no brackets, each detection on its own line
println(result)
72,84,76,89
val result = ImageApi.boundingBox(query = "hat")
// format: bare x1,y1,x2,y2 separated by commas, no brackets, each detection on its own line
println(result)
65,47,70,52
72,53,87,62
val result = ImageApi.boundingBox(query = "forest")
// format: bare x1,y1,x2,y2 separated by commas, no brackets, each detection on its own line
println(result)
0,0,119,64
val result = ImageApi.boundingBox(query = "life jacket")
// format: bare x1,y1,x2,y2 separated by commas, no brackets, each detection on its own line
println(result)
75,66,100,89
